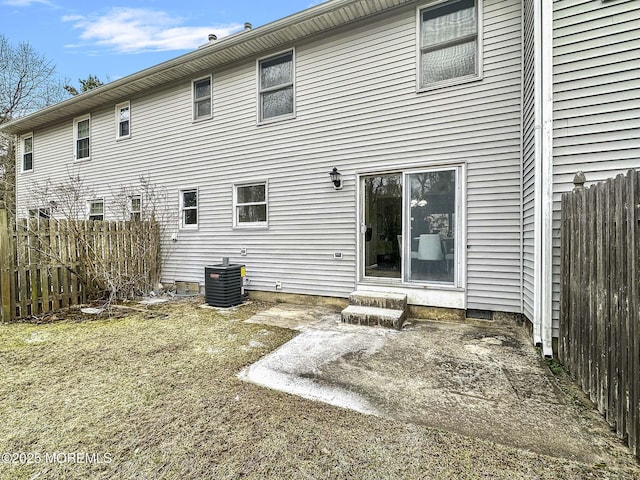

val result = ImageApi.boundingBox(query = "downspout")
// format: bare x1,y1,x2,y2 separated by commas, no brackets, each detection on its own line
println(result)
533,0,554,356
532,0,543,347
540,0,554,357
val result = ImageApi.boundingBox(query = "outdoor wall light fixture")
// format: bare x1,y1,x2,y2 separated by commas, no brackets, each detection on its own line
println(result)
329,167,343,190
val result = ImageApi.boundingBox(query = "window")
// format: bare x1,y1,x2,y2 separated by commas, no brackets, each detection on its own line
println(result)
193,76,212,121
21,133,33,172
116,102,131,139
234,182,267,227
28,207,51,219
88,199,104,221
180,189,198,228
258,51,294,122
130,195,141,221
418,0,479,89
74,115,91,160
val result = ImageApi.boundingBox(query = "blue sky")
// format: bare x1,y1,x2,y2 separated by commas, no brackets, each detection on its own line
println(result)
2,0,321,87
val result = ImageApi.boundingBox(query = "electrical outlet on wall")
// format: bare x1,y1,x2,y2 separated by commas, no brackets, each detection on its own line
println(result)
240,247,247,256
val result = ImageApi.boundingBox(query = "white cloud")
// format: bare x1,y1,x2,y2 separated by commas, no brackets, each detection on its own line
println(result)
63,8,242,54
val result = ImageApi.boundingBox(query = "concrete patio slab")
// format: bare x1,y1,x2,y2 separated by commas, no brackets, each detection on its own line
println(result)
239,304,634,467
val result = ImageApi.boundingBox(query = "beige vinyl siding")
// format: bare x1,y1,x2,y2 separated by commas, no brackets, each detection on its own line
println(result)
15,0,524,310
552,0,640,334
521,0,535,321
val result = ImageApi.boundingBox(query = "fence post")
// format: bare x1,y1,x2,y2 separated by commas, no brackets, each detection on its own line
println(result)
0,207,13,322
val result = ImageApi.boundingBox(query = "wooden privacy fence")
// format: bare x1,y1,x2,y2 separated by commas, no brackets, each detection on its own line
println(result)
559,169,639,458
0,208,161,322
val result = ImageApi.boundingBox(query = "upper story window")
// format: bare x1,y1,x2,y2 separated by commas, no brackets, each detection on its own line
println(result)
88,199,104,221
234,182,268,227
193,76,212,121
180,189,198,229
116,102,131,139
74,115,91,160
418,0,479,89
258,50,294,122
21,133,33,172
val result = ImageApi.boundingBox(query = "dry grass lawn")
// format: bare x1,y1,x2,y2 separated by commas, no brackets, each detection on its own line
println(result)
0,298,637,479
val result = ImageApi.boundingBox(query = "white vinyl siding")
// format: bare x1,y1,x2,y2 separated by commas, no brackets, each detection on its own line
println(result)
521,0,535,321
13,0,523,311
552,0,640,335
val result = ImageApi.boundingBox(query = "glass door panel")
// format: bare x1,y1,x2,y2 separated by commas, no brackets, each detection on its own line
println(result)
406,170,456,284
362,174,402,279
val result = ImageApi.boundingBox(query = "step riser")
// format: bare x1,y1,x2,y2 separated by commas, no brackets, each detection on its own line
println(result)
348,293,407,310
341,310,406,330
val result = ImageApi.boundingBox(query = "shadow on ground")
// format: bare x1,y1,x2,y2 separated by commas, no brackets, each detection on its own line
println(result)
240,304,636,468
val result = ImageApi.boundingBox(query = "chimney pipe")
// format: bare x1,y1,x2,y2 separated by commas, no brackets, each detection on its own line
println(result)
244,22,252,30
208,33,217,41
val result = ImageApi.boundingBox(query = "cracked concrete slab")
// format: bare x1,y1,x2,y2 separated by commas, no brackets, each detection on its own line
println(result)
239,304,634,467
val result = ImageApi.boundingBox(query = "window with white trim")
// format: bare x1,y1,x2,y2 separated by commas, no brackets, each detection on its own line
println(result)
180,189,198,228
193,76,212,121
419,0,479,89
88,199,104,221
116,102,131,139
74,115,91,160
28,207,51,219
21,133,33,172
258,51,294,122
130,195,141,221
234,182,267,227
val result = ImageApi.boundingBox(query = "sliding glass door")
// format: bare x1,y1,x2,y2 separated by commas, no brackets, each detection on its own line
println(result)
360,166,460,286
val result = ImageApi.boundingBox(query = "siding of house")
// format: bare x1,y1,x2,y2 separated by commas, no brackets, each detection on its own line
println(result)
521,0,536,322
552,0,640,334
15,0,524,311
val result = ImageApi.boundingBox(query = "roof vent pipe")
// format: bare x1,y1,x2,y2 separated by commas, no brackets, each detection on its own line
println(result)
244,22,252,30
208,33,217,41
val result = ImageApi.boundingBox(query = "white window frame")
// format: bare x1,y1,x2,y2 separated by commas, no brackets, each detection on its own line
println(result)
115,101,131,140
179,188,199,230
233,181,268,228
257,49,296,124
192,75,212,121
416,0,483,92
88,198,104,221
28,207,51,219
20,132,34,173
74,114,91,161
130,195,142,221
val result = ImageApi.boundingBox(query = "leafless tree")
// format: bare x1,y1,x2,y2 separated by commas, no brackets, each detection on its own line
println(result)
0,34,68,216
22,174,170,309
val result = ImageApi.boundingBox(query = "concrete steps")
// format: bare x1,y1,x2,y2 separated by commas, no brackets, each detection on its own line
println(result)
341,290,407,330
